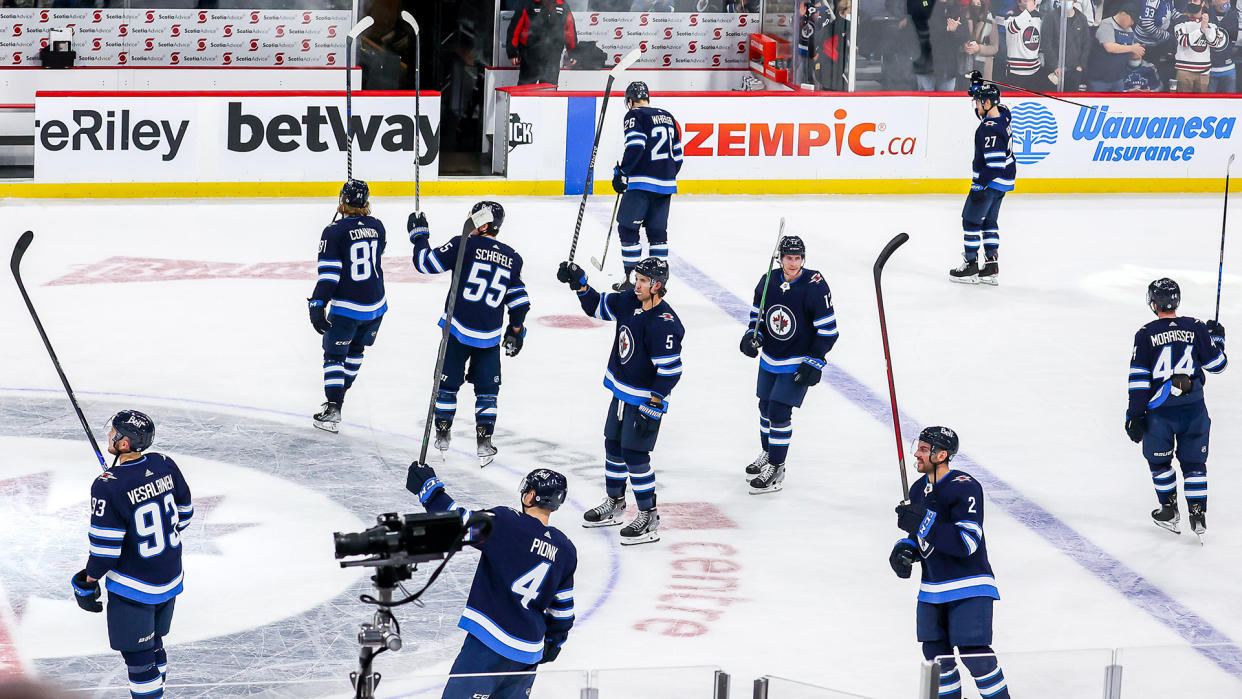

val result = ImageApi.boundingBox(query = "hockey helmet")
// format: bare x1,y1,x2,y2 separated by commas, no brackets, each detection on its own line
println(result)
634,257,670,289
520,469,568,512
969,82,1001,106
109,410,155,452
471,200,505,233
1147,278,1181,313
779,235,806,259
625,81,650,108
340,179,370,209
918,425,959,462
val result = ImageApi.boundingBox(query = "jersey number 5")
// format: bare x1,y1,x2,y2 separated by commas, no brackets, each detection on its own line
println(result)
135,493,182,558
511,561,550,609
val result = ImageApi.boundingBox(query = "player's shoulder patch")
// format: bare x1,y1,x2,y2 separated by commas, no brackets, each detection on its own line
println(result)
657,311,676,322
97,471,117,482
951,474,973,484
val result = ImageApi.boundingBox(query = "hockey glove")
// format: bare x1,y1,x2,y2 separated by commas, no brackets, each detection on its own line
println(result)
71,569,103,613
895,502,931,537
793,357,825,386
611,164,627,194
1206,319,1225,346
405,461,443,501
408,211,429,243
739,330,763,358
889,539,918,579
1170,373,1194,396
968,183,986,203
503,325,526,357
540,640,563,664
1125,416,1146,444
308,299,332,335
635,398,667,438
557,262,587,290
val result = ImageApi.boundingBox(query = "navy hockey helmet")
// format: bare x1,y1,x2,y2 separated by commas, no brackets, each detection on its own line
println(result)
471,200,505,232
340,179,370,208
625,81,650,107
918,425,959,461
779,235,806,259
1147,278,1181,313
969,82,1001,105
634,257,670,289
109,410,155,452
520,468,568,512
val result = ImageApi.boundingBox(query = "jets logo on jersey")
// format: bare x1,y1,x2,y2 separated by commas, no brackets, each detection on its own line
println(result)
659,313,674,321
1022,26,1040,51
952,475,973,483
766,305,797,340
810,273,823,285
618,327,634,364
97,472,117,482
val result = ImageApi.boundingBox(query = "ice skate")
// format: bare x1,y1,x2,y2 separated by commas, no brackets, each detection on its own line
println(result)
978,258,998,286
1189,502,1206,544
949,256,980,284
433,418,452,456
745,451,769,482
582,495,626,528
1151,495,1181,534
619,507,660,545
612,270,635,293
749,461,786,494
312,402,341,433
476,425,498,468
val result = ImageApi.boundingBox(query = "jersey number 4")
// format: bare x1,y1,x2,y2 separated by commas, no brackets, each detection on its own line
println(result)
135,493,182,558
463,261,511,308
1152,344,1195,381
511,561,550,609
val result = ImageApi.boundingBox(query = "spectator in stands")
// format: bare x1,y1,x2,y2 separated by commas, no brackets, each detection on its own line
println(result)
813,0,854,90
1124,57,1164,88
1207,0,1238,91
507,0,578,85
1173,0,1229,92
1134,0,1176,84
1087,3,1146,90
961,0,1001,82
1000,0,1048,91
919,0,968,89
1043,0,1093,90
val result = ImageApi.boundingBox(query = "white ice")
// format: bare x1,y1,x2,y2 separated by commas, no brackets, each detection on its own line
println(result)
0,192,1240,698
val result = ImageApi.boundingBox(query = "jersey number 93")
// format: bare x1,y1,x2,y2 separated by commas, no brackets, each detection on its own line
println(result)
135,493,182,558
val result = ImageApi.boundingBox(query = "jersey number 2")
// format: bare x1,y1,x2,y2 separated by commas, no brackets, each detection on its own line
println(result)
511,561,550,609
135,494,182,558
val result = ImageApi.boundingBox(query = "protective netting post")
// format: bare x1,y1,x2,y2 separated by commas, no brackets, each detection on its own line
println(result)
1103,663,1123,699
918,660,941,699
752,676,768,699
580,687,599,699
714,670,730,698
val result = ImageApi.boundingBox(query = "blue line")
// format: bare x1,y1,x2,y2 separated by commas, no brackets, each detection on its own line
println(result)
670,253,1242,681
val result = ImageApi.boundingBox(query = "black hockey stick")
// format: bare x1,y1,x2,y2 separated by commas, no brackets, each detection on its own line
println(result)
400,11,421,211
567,48,641,265
1216,154,1234,323
417,207,495,466
10,231,107,470
590,189,623,271
874,232,910,501
345,16,375,181
965,70,1097,110
748,218,785,342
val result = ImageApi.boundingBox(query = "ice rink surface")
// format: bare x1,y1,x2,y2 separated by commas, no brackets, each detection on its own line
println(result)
1,192,1240,698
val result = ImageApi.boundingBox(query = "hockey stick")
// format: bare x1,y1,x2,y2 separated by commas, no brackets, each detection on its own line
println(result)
1216,154,1234,323
873,232,910,501
590,189,623,271
747,218,786,342
566,47,642,265
345,16,375,181
965,70,1097,110
10,231,107,470
417,207,495,466
400,11,421,212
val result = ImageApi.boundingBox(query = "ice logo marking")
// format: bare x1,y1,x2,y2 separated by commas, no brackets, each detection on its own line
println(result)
1009,101,1057,165
618,327,634,364
767,305,796,340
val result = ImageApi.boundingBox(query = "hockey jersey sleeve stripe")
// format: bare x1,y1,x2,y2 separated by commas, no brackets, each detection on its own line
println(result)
318,273,341,283
625,137,646,148
417,248,447,274
506,295,531,309
554,588,573,601
624,129,645,139
813,314,836,327
650,353,681,366
955,520,983,538
816,328,839,337
89,543,122,557
1129,366,1151,375
656,364,683,376
547,607,575,619
318,260,343,268
1204,352,1227,371
1129,380,1151,390
959,531,979,556
89,525,126,539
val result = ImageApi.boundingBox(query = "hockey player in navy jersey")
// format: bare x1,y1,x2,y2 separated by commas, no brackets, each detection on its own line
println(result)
556,257,684,545
610,81,683,292
1126,278,1227,542
950,78,1015,286
405,463,576,699
739,235,838,494
410,201,530,466
71,411,192,699
890,427,1010,699
308,180,389,432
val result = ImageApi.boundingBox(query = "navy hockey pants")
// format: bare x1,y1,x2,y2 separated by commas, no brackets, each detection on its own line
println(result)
961,188,1004,262
322,313,382,405
756,369,808,467
918,597,1010,698
442,633,537,699
435,335,502,433
617,189,671,273
603,397,660,511
108,594,175,699
1143,401,1210,509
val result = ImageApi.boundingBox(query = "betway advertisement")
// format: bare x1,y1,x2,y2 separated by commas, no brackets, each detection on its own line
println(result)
34,92,439,183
